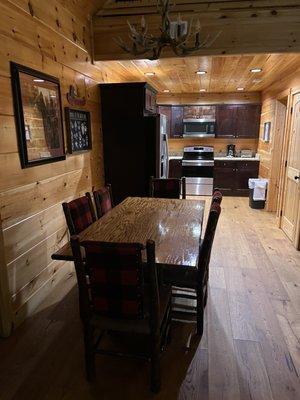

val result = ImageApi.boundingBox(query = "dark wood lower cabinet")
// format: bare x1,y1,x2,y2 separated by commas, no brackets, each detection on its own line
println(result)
169,159,182,178
214,160,259,196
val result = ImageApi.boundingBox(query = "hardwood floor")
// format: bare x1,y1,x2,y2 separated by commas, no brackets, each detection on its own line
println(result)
0,197,299,400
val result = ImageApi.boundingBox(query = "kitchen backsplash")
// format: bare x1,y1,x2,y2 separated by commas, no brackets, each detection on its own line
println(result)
168,137,259,156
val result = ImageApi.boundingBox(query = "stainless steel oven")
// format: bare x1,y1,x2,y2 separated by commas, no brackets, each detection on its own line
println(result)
183,118,215,138
182,146,214,196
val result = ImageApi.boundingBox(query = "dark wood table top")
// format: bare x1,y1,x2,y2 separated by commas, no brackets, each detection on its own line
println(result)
52,197,205,268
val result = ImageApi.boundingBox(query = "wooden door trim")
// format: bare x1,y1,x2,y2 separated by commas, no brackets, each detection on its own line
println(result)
278,89,293,227
279,90,300,249
0,221,13,337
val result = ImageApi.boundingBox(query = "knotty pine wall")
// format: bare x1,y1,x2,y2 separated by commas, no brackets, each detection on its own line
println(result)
258,66,300,212
0,0,121,335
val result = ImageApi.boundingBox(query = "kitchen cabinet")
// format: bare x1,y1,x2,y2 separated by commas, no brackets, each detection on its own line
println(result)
157,106,172,137
171,106,184,138
145,87,157,114
215,104,261,138
183,105,216,119
169,158,182,178
214,160,259,196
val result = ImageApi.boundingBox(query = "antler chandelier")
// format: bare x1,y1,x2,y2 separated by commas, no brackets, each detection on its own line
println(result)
115,0,221,60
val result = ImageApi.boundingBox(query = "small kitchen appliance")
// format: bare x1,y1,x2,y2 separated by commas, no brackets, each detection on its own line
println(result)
227,144,236,157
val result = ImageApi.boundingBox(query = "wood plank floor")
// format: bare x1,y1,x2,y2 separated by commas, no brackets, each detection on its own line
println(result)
0,197,299,400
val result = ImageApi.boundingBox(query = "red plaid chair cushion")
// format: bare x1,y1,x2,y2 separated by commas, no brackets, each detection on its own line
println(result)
151,178,181,199
93,186,112,218
68,196,94,234
82,241,144,319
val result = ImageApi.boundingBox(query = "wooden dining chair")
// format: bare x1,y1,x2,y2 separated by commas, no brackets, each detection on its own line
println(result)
70,237,172,393
212,188,223,205
62,196,96,235
172,202,221,336
91,184,113,219
149,177,186,199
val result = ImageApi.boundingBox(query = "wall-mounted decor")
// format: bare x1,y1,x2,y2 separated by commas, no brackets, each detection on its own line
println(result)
10,62,65,168
66,85,86,107
263,121,271,142
65,108,92,153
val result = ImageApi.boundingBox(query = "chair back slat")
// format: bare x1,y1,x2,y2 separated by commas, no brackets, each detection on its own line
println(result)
63,196,95,235
197,203,221,282
150,177,185,199
72,239,149,319
93,184,113,218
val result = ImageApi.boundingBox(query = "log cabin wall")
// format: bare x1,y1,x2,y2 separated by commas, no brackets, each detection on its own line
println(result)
0,0,121,335
258,65,300,212
158,92,261,155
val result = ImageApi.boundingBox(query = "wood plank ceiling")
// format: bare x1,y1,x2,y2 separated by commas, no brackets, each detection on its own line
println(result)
97,53,300,93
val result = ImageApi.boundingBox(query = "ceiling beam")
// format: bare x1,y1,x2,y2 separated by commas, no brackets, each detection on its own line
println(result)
93,1,300,61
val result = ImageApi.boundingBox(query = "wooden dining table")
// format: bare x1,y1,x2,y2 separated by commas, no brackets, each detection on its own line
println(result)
51,197,205,284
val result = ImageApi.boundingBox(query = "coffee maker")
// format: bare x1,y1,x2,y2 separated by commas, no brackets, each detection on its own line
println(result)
227,144,236,157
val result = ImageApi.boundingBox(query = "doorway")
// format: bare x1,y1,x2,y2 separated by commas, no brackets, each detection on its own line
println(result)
280,91,300,249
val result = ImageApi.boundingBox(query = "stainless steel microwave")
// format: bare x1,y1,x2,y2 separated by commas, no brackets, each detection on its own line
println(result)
183,118,216,138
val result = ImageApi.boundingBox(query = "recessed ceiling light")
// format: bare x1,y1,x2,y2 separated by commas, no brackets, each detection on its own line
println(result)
237,87,245,91
200,88,206,92
33,79,44,82
196,70,207,75
250,68,262,73
163,89,170,93
252,78,262,83
144,72,155,76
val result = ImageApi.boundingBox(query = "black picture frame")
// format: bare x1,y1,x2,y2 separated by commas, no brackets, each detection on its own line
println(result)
65,108,92,153
10,62,66,168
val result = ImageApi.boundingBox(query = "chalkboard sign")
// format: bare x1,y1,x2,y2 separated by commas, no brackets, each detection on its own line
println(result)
65,108,92,153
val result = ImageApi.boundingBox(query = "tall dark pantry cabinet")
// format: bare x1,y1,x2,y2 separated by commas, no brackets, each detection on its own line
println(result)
100,82,163,205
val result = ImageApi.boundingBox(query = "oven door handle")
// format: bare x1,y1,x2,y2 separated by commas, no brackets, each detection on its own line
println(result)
182,160,214,167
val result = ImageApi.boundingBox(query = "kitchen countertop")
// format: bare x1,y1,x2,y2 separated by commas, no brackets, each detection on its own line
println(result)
214,155,260,161
169,155,260,161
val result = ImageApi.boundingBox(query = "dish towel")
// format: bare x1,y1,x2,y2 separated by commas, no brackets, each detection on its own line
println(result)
253,179,268,201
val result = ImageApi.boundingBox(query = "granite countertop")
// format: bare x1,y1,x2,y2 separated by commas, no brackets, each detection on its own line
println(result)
169,154,260,161
214,155,260,161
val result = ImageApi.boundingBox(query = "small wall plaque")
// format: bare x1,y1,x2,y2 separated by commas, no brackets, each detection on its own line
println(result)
65,108,92,153
263,121,271,143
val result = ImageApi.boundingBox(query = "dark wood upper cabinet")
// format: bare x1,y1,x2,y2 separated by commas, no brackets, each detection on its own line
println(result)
145,87,157,114
235,104,261,138
183,105,216,119
171,106,184,138
157,106,172,137
216,104,261,139
215,105,237,138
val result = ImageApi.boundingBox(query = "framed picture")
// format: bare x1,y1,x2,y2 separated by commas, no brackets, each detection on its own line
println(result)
263,121,271,143
65,108,92,153
10,62,65,168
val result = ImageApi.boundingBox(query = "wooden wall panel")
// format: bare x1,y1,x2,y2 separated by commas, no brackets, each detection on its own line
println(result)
93,2,300,60
0,0,121,334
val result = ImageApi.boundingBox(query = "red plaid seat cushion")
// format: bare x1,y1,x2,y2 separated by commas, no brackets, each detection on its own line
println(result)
68,196,94,234
83,241,144,319
152,179,181,199
94,187,112,217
